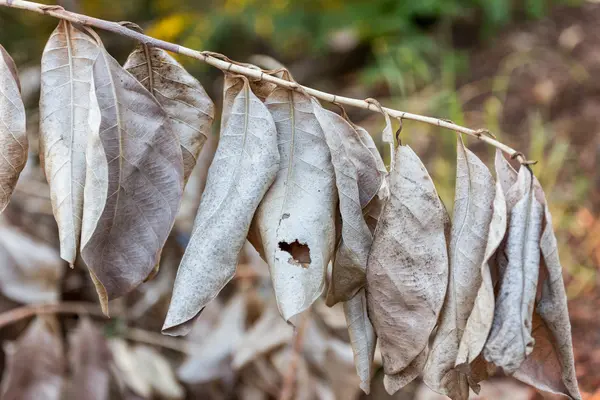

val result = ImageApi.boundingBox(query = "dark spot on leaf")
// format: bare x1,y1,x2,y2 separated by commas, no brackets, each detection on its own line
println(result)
282,213,290,219
278,240,311,268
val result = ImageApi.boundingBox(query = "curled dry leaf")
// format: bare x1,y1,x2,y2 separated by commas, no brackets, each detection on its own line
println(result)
0,220,64,304
366,144,449,392
512,178,580,400
164,75,279,334
343,288,376,394
178,294,247,384
248,76,336,322
81,42,184,314
384,350,427,395
455,181,507,375
0,43,27,214
39,21,100,265
484,166,544,373
313,101,380,305
0,318,65,400
124,45,215,182
424,135,496,400
67,318,111,400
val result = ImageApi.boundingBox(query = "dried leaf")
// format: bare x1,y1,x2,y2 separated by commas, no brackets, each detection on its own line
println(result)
178,294,247,384
67,318,111,400
124,45,215,182
0,44,27,213
233,304,294,370
366,145,449,385
248,80,336,322
384,350,427,395
108,339,151,398
512,179,581,400
163,75,279,334
455,181,507,372
495,150,518,195
324,339,363,400
423,135,496,400
81,43,184,314
344,288,376,394
0,318,65,400
484,166,544,373
0,220,64,303
313,101,379,305
39,21,100,265
133,346,185,399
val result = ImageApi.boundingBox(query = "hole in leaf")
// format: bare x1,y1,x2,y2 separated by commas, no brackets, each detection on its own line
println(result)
278,240,311,268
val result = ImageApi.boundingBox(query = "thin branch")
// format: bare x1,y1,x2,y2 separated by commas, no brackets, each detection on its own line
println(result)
279,312,309,400
0,0,529,162
0,301,106,329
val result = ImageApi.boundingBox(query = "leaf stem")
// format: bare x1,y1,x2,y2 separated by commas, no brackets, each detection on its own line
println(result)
0,0,527,162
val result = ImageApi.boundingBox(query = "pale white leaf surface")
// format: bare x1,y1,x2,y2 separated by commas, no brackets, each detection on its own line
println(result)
248,82,336,322
366,145,449,379
0,318,65,400
39,21,100,265
67,318,111,400
0,220,64,304
455,181,507,371
484,166,543,373
424,136,496,400
512,179,580,400
312,101,378,305
343,288,376,394
80,45,184,314
0,44,27,213
164,75,279,334
124,45,215,182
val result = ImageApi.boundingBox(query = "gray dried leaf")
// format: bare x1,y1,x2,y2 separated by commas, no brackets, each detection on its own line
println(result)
0,220,64,304
495,149,518,195
313,101,379,305
248,80,336,322
163,75,279,334
423,135,496,400
0,318,65,400
384,350,427,395
455,181,507,373
39,21,100,265
366,145,449,383
344,289,376,394
0,44,27,214
81,43,184,314
233,304,294,370
178,294,247,384
512,179,580,400
484,166,544,373
124,45,215,182
67,318,111,400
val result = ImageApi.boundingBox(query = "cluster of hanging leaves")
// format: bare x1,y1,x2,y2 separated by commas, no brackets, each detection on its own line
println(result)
0,19,582,399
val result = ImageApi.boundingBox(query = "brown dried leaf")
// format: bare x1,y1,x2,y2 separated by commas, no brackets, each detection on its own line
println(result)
124,45,215,182
0,318,65,400
81,42,184,314
366,145,449,385
384,350,427,395
343,289,376,394
248,80,336,322
163,75,279,334
0,44,27,213
313,101,379,305
455,181,507,375
39,21,100,265
484,166,544,373
0,220,64,303
512,179,581,400
424,135,496,400
67,318,111,400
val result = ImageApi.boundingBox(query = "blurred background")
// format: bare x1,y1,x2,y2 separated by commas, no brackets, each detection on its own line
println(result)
0,0,599,399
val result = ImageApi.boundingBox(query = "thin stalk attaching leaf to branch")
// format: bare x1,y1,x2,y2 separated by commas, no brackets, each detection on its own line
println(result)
0,0,530,162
